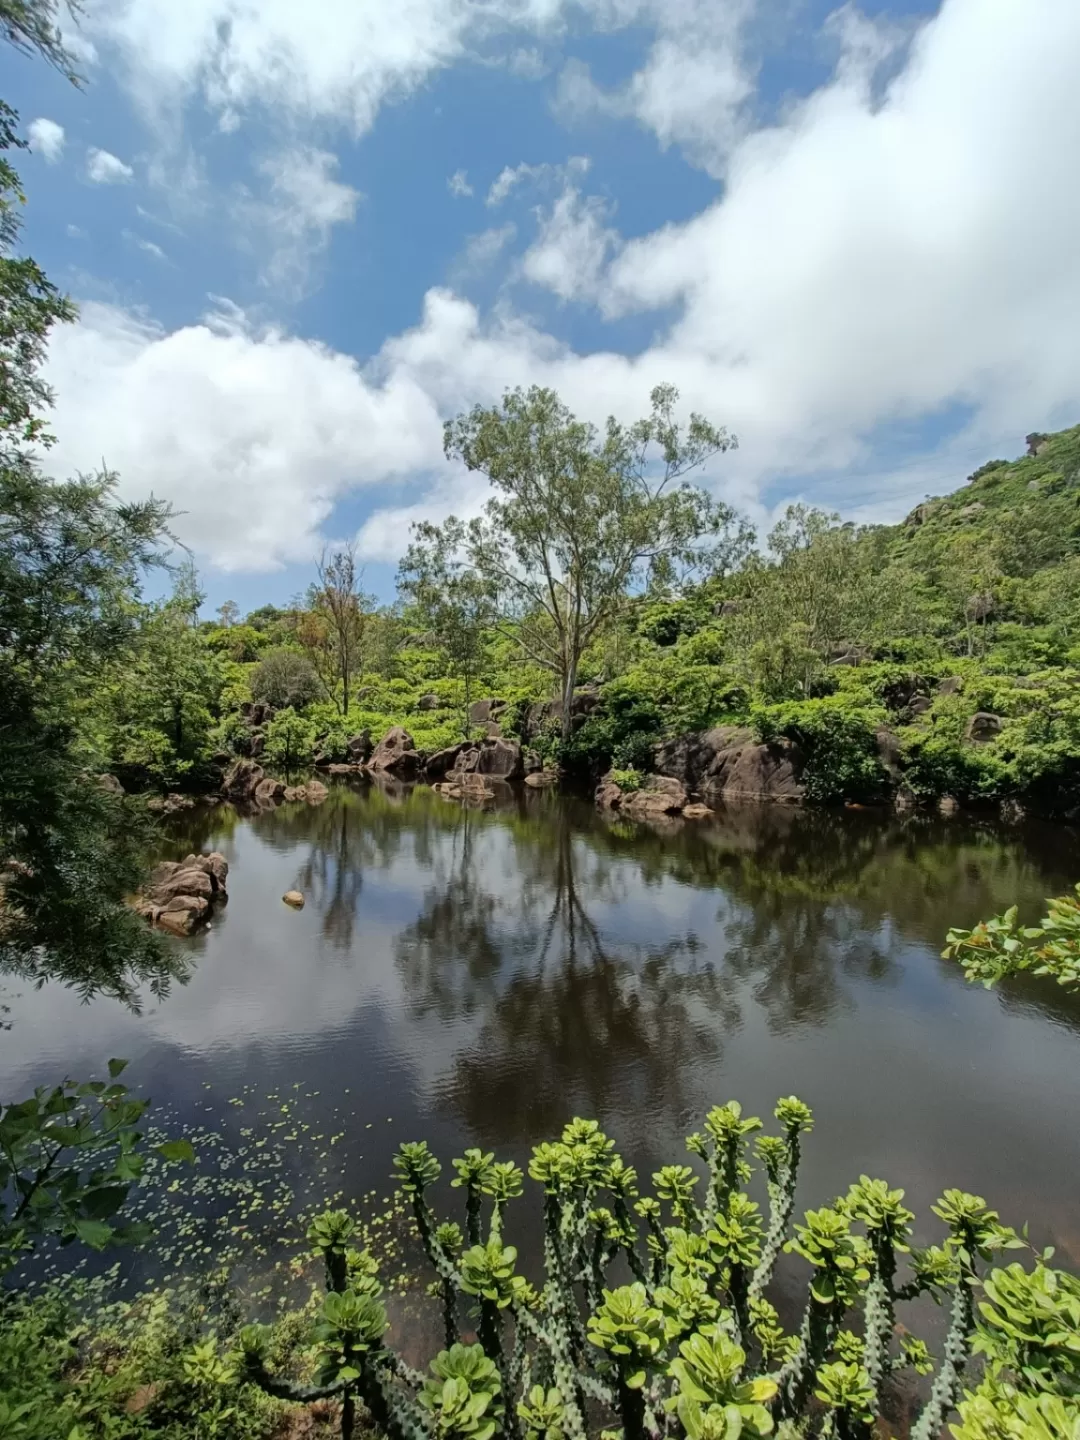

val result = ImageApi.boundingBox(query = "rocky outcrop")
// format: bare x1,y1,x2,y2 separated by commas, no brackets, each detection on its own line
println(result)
255,778,286,806
98,773,124,795
368,727,424,780
965,712,1003,743
146,792,196,816
654,726,805,804
623,776,688,821
347,730,373,763
222,758,265,801
524,770,560,789
416,693,440,712
133,851,229,936
937,676,963,697
283,780,330,804
468,698,506,727
524,691,600,740
434,739,525,803
425,744,470,782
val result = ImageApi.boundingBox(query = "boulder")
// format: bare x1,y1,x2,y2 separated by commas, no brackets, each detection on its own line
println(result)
222,758,265,800
1000,798,1026,823
523,749,543,776
475,738,523,782
965,712,1003,743
249,733,266,758
894,786,918,814
98,773,124,795
468,698,506,727
937,676,963,697
347,730,373,762
654,726,804,804
416,693,441,712
939,796,961,816
282,891,305,909
524,692,600,739
595,780,623,811
304,779,329,804
875,727,904,783
907,695,933,717
623,776,688,821
255,778,286,806
369,727,423,780
327,763,364,774
486,721,503,738
146,792,195,816
156,893,210,935
426,744,470,782
202,852,229,888
682,803,715,820
525,770,559,789
957,502,985,520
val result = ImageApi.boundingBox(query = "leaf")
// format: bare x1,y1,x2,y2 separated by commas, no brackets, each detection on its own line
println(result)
80,1184,130,1220
156,1139,195,1164
107,1058,130,1080
74,1219,114,1249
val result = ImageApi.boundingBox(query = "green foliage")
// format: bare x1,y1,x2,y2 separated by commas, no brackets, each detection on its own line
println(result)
238,1099,1076,1440
250,648,320,710
753,697,888,804
943,886,1080,992
264,707,318,773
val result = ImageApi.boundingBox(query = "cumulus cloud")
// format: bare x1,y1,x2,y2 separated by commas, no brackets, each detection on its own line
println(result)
42,0,1080,573
28,117,65,162
454,224,517,281
235,146,361,298
123,229,167,260
448,168,474,197
86,147,134,183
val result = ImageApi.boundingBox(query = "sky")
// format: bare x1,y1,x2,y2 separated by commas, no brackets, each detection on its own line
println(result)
7,0,1080,615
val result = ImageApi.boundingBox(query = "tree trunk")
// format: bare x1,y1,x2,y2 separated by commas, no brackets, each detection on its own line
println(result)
560,652,578,744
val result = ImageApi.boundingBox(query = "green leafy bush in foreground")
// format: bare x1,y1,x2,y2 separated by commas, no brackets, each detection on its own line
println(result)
238,1099,1080,1440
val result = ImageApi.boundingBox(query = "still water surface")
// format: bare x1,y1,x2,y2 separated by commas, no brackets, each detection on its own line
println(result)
3,782,1080,1280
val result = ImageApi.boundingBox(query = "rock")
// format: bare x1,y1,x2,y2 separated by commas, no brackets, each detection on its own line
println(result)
151,866,213,904
957,502,985,520
327,763,363,774
468,698,506,727
283,786,304,802
203,852,229,887
682,803,714,820
595,780,623,811
486,721,503,738
624,775,688,820
939,796,960,816
1000,798,1026,823
347,730,373,763
211,750,232,767
654,726,805,804
937,676,963,696
907,695,933,717
523,749,543,776
894,786,918,814
426,744,470,782
156,893,210,934
905,501,937,527
416,693,440,712
965,712,1003,743
1026,431,1050,457
222,758,265,800
524,692,600,740
475,738,523,782
525,770,559,789
716,599,744,617
1027,478,1041,490
255,778,286,806
146,792,195,816
304,779,329,804
875,727,904,783
98,773,124,795
369,727,423,780
249,734,266,758
282,891,305,909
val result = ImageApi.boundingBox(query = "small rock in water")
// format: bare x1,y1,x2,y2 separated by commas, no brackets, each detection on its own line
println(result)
282,890,305,909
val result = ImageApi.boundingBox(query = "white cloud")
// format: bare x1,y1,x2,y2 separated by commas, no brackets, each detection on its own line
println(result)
521,186,618,302
43,300,444,572
487,154,589,206
448,168,474,198
235,147,361,298
455,224,517,280
28,117,65,163
86,147,134,183
66,224,87,239
43,0,1080,575
553,0,755,176
123,229,167,260
89,0,572,134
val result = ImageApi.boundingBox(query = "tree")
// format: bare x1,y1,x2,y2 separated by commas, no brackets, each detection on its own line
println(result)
265,708,318,775
250,647,320,711
300,544,376,717
0,0,84,83
444,384,741,740
217,599,239,629
398,518,496,738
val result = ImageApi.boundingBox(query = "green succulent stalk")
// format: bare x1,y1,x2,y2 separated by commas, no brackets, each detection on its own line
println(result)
750,1099,814,1303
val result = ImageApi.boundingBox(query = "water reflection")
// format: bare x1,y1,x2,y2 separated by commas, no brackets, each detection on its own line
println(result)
4,785,1080,1266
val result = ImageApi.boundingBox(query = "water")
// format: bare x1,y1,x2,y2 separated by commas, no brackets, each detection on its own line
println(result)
3,781,1080,1290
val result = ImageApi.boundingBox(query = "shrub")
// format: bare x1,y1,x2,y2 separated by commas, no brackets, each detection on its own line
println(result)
609,767,643,792
753,698,889,804
265,709,318,774
251,649,320,711
236,1099,1077,1440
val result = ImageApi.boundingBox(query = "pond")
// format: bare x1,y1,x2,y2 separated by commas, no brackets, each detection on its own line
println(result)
3,782,1080,1300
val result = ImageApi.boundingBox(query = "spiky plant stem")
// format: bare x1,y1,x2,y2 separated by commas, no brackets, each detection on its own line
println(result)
910,1265,975,1440
750,1133,801,1302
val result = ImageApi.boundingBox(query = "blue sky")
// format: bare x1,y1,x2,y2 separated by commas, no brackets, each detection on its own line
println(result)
6,0,1079,615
